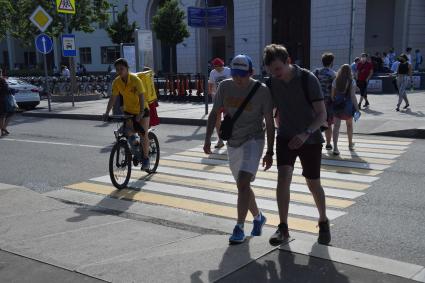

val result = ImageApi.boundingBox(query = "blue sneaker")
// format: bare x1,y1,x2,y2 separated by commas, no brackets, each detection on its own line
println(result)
229,225,245,244
141,157,150,170
251,213,267,236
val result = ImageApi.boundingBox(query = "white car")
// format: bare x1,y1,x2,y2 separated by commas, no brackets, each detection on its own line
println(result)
6,77,41,110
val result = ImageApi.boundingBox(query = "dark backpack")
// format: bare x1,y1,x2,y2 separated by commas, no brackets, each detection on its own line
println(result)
266,68,328,132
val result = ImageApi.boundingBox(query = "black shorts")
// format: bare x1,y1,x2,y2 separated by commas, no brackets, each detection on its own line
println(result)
124,109,150,133
276,136,322,180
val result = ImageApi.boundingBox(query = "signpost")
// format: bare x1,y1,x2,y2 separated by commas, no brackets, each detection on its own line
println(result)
56,0,76,14
187,4,227,114
134,30,154,72
35,34,53,112
29,6,53,32
61,34,77,57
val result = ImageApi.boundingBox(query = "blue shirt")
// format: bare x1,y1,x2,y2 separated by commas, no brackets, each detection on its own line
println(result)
314,67,336,98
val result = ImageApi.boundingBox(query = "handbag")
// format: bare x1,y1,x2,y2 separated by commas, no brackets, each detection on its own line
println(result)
219,82,261,141
5,93,18,113
333,82,354,119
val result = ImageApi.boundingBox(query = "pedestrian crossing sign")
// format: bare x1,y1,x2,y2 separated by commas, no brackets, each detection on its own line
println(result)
56,0,76,14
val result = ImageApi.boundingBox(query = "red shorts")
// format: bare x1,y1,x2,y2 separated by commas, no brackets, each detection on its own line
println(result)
276,136,322,180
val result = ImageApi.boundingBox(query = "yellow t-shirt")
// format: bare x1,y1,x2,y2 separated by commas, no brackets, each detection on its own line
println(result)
112,73,148,115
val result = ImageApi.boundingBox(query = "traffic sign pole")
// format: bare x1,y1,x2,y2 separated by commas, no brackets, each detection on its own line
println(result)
41,37,51,112
204,0,209,115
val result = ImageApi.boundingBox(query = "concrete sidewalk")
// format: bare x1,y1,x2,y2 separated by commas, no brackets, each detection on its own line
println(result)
1,182,424,283
22,92,425,137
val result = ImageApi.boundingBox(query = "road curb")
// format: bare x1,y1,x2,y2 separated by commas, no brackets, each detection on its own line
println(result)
22,111,424,138
21,112,207,126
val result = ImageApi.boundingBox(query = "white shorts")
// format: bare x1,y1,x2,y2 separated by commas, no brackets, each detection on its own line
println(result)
227,138,265,182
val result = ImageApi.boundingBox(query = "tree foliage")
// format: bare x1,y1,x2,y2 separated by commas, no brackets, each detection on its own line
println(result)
9,0,110,46
152,0,190,72
106,4,138,45
0,0,14,41
152,0,190,46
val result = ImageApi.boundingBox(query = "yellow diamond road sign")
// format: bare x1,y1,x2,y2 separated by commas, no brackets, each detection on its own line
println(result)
56,0,76,14
29,6,53,32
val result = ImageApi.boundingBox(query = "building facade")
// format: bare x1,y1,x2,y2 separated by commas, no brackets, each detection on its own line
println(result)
1,0,424,74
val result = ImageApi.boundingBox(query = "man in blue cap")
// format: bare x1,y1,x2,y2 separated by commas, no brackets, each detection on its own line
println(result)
203,55,275,244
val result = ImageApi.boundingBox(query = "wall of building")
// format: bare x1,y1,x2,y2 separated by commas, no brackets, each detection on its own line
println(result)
407,0,425,54
310,0,366,71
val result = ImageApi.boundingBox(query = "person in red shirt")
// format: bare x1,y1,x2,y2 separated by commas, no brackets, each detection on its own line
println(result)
356,53,374,109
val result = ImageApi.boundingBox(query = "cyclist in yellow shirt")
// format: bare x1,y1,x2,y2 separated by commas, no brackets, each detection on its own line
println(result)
103,58,151,169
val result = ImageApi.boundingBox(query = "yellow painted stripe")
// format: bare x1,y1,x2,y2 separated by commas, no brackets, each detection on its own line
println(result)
66,182,319,233
174,151,382,176
155,159,369,191
135,172,354,209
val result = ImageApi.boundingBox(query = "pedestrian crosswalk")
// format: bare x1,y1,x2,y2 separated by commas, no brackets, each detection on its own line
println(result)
65,135,413,235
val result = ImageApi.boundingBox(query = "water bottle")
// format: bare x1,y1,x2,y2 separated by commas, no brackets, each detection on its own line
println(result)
129,134,141,160
353,111,361,122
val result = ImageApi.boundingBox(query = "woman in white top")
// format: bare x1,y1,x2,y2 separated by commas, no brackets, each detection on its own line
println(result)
331,64,360,155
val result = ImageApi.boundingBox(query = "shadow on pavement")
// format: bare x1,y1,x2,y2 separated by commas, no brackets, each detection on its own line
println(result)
66,188,138,223
212,243,350,283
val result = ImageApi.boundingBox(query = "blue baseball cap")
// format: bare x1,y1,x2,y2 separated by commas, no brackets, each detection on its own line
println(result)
230,54,253,77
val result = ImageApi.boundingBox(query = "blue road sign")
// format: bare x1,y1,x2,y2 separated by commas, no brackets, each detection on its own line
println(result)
35,34,53,54
62,34,76,57
188,6,227,28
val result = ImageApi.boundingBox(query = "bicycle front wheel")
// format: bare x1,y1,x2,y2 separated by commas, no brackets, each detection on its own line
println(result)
109,140,132,190
146,131,160,174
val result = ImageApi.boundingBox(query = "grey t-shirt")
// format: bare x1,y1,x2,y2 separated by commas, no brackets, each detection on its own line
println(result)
270,65,325,144
212,78,273,147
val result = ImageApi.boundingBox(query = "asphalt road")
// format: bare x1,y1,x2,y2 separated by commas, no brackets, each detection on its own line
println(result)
1,115,424,267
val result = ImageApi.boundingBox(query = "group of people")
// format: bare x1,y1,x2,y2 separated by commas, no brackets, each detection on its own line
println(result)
204,45,334,246
372,47,422,73
351,51,414,112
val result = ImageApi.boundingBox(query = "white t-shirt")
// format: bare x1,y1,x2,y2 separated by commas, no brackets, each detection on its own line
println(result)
208,67,231,96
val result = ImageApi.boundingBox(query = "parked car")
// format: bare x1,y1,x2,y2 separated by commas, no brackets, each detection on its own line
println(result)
6,77,41,110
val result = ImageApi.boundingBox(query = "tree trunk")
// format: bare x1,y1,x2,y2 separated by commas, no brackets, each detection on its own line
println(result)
169,45,173,74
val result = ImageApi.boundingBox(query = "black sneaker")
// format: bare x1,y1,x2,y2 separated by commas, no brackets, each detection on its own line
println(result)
269,223,290,246
358,103,362,110
396,107,400,112
325,144,333,150
364,101,370,107
318,220,331,245
404,104,410,109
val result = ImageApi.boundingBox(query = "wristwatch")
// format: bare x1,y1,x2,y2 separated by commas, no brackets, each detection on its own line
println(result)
304,128,314,135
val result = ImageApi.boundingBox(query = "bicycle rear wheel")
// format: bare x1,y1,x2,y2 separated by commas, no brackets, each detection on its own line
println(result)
109,140,132,189
146,131,160,173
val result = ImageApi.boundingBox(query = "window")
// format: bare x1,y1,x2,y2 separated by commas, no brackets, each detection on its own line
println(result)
79,47,92,64
24,52,36,67
101,46,120,64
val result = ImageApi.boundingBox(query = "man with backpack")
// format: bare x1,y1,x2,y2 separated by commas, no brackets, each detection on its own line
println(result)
314,53,336,151
203,55,275,244
263,44,331,246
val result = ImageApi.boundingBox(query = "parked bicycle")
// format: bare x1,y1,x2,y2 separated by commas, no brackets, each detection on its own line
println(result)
106,114,160,190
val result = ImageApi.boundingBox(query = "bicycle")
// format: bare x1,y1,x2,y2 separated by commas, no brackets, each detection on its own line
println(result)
106,114,160,190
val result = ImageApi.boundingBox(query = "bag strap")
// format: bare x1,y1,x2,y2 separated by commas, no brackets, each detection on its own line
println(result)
231,81,261,123
301,69,312,108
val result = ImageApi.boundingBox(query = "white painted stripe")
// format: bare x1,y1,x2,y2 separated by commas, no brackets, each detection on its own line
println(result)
1,138,104,149
193,146,400,159
163,155,379,183
91,175,346,220
147,166,365,199
185,148,390,170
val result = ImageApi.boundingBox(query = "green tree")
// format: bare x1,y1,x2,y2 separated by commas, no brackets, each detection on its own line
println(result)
106,5,138,45
152,0,190,73
0,0,14,41
11,0,110,45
